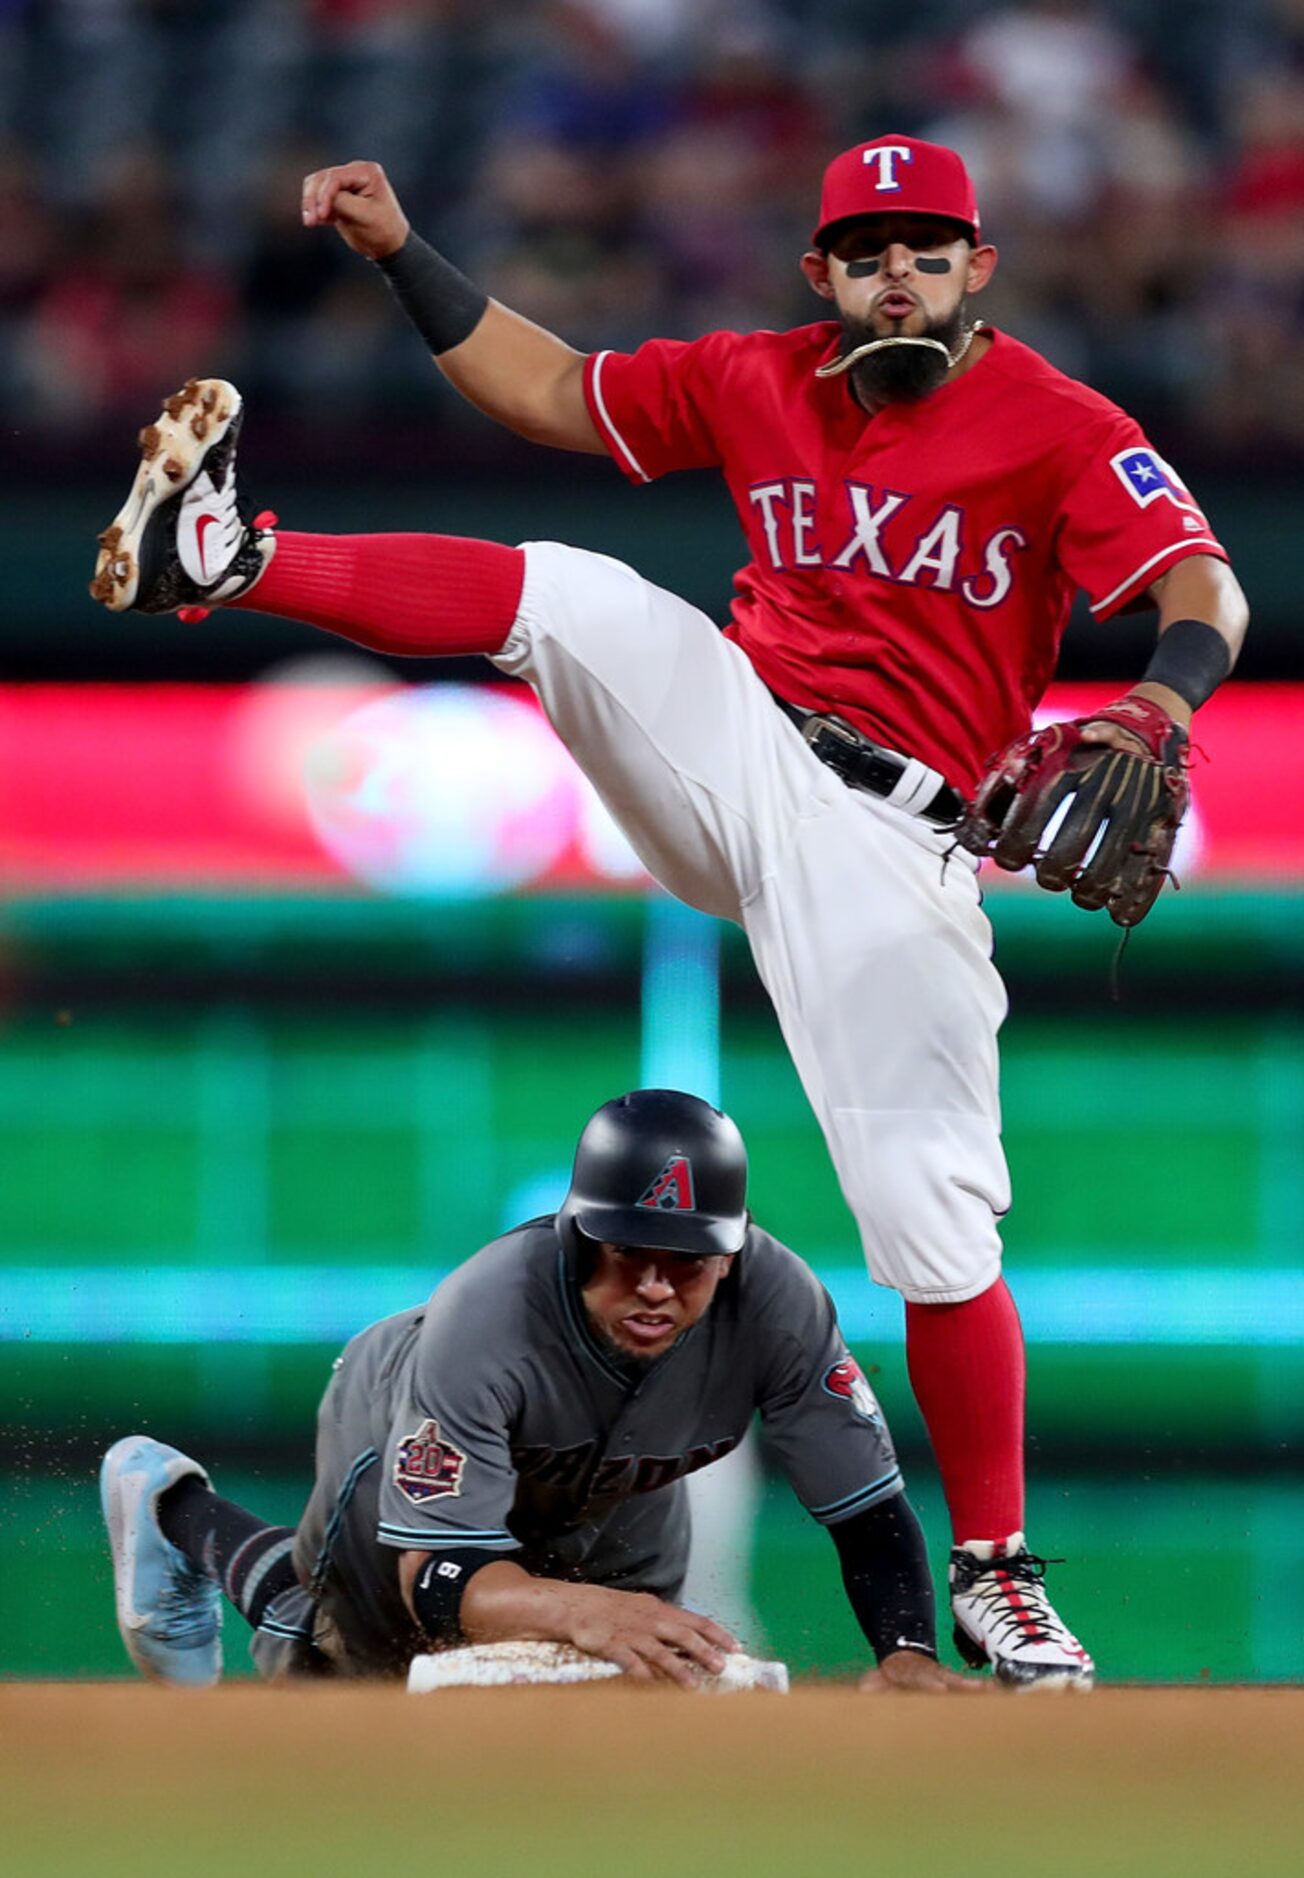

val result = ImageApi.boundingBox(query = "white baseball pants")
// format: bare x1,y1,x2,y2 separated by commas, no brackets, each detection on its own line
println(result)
494,542,1010,1302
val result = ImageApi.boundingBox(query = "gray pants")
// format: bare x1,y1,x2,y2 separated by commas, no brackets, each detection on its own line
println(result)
249,1583,334,1681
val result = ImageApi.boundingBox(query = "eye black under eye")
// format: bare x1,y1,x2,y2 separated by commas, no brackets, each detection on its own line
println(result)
843,251,953,278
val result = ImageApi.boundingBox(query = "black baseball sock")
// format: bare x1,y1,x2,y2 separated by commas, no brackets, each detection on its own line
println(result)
159,1477,300,1629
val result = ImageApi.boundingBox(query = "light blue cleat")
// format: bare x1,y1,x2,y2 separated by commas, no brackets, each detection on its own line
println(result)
100,1435,222,1688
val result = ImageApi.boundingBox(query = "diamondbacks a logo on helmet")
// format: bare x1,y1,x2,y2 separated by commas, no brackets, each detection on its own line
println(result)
823,1354,883,1424
636,1154,696,1213
394,1418,466,1503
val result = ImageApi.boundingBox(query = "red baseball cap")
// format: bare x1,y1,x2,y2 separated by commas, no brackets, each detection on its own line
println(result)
812,135,981,247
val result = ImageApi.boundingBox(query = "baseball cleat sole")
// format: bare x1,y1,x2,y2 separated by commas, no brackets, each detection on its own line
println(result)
953,1621,1095,1692
90,378,241,611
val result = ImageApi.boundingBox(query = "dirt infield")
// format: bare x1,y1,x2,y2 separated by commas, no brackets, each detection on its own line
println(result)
5,1684,1303,1877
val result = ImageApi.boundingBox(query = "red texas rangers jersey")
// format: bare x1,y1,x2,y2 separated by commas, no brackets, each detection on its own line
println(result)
583,325,1228,792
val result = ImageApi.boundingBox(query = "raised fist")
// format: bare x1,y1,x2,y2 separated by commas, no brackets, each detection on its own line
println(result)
301,160,410,260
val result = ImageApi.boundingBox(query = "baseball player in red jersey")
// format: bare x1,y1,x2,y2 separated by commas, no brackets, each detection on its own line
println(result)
91,135,1249,1689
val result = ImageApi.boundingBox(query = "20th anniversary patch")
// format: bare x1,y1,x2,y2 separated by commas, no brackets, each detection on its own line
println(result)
394,1418,467,1503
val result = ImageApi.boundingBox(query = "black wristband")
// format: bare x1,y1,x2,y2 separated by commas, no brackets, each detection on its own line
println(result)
408,1546,504,1643
1141,618,1231,711
375,233,489,356
827,1491,938,1663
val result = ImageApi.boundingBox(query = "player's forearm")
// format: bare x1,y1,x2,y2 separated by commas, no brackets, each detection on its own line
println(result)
398,1550,562,1642
372,235,603,452
400,1550,583,1646
454,1559,589,1645
828,1492,939,1663
455,1565,735,1685
1134,555,1249,724
434,302,606,453
1152,554,1248,657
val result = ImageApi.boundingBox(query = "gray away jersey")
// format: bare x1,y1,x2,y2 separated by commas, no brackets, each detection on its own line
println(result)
293,1219,901,1673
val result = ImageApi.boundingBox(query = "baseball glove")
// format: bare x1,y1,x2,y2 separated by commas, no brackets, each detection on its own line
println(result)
955,696,1190,928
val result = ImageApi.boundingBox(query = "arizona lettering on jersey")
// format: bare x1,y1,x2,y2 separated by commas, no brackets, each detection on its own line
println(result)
512,1434,740,1496
584,326,1228,791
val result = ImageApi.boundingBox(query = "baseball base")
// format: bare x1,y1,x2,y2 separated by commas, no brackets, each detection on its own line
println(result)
407,1641,789,1693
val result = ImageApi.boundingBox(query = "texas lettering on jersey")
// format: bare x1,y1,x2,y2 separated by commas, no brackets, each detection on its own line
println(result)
747,478,1026,606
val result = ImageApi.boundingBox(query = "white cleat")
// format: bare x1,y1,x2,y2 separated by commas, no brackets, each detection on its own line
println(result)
89,377,274,615
950,1531,1094,1691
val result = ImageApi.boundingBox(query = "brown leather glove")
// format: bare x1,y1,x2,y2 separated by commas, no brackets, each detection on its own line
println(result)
956,697,1190,928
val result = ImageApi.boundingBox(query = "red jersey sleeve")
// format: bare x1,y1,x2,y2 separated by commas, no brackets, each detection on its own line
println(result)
1055,417,1229,620
583,333,737,484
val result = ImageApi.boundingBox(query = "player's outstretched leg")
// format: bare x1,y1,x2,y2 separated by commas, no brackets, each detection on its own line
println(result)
89,379,275,615
949,1534,1094,1691
100,1435,223,1687
88,380,527,655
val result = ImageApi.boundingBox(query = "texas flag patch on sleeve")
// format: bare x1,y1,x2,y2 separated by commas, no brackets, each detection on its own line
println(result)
1110,447,1202,514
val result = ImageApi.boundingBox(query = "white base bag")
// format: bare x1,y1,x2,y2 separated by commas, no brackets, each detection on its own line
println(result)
407,1640,789,1693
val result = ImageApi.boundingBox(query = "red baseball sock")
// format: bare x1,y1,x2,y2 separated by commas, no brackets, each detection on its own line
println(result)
904,1276,1025,1545
228,530,526,658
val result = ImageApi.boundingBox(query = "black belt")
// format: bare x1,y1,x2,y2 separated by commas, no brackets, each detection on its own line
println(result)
770,693,965,827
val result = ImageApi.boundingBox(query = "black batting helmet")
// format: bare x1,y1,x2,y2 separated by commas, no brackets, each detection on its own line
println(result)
557,1089,748,1259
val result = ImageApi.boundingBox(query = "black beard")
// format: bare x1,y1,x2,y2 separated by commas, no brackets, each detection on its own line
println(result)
839,304,968,408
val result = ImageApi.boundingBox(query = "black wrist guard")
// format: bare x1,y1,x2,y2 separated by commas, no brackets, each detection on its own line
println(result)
828,1491,938,1663
375,233,489,356
408,1547,504,1643
1141,618,1231,711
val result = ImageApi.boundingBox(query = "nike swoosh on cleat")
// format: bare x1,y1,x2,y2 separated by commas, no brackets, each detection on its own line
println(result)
194,513,220,579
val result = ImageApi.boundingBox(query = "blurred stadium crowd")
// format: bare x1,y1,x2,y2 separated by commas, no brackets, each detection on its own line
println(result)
2,0,1302,463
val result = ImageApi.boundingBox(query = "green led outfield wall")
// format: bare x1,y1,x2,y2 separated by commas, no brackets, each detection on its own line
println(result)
2,891,1301,1459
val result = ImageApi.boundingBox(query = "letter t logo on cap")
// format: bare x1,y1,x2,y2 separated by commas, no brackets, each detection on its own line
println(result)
863,144,913,191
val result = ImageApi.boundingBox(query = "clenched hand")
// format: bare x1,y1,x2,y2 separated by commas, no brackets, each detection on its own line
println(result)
301,160,410,260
